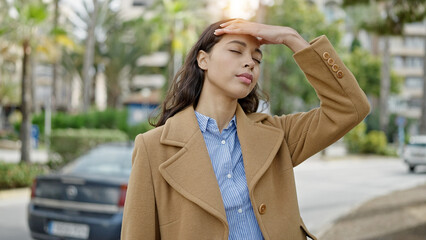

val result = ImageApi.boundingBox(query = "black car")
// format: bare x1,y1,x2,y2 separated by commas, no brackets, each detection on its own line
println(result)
27,142,133,240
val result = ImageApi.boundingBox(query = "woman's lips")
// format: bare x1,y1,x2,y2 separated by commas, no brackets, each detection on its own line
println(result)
236,73,253,84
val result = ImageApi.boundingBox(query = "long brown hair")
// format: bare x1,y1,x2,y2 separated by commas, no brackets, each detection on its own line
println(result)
151,19,267,127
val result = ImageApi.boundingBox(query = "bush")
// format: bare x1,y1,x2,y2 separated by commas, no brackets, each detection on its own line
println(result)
0,162,46,190
30,109,145,140
363,131,388,155
127,121,154,141
50,128,128,167
344,121,367,153
344,122,396,156
32,109,128,133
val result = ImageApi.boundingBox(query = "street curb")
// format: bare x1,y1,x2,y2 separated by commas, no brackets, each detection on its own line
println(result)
317,181,426,239
0,188,30,200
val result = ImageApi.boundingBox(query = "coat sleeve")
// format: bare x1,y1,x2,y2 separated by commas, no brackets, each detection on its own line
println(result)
121,134,160,240
273,35,370,167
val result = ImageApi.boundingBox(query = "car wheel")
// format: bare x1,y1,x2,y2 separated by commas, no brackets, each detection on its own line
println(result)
408,165,416,173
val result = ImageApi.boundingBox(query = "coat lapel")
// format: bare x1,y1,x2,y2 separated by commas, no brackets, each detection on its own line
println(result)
235,105,284,192
158,106,228,227
158,105,284,228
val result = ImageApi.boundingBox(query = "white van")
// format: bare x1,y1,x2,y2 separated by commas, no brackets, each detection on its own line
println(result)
403,135,426,172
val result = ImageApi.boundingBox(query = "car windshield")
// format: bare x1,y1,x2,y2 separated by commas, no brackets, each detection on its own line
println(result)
408,143,426,147
61,145,133,178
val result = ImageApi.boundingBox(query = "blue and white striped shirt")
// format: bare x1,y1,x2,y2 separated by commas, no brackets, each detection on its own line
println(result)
195,111,264,240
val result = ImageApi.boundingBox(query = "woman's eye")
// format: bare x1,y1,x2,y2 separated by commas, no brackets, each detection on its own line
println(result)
230,50,241,54
253,58,262,64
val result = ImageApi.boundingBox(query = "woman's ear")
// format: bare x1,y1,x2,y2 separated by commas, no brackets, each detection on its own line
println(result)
197,50,208,70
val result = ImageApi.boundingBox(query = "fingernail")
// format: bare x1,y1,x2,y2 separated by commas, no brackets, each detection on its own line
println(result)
219,23,224,27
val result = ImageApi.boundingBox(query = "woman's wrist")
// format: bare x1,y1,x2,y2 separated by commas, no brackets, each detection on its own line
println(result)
282,30,309,53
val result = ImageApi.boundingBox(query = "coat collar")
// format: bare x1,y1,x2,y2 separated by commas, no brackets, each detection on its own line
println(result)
158,105,283,228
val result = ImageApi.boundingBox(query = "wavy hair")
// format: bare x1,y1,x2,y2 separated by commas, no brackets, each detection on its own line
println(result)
151,19,267,127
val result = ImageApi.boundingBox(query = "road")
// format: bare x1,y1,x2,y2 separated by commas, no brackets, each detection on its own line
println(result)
0,195,32,240
295,156,426,236
0,156,425,239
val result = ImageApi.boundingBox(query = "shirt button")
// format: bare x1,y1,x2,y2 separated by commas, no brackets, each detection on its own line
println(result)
221,140,226,144
227,173,232,179
238,208,243,214
258,204,266,215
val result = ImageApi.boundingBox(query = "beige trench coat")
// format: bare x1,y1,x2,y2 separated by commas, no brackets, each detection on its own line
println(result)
121,35,371,240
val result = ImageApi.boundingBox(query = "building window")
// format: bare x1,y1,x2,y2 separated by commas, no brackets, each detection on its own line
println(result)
405,36,423,48
406,57,423,68
405,77,423,89
408,98,422,109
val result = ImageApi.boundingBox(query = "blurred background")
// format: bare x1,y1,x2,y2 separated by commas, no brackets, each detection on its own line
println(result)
0,0,425,240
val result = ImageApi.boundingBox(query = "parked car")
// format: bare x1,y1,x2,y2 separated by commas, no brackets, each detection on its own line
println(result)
28,142,133,240
403,135,426,172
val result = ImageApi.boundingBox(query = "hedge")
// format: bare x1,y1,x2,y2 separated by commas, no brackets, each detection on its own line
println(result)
0,162,46,190
31,109,128,134
49,128,128,167
344,122,396,156
29,109,151,142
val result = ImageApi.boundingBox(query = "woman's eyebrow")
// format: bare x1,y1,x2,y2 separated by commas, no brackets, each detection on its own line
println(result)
226,40,263,56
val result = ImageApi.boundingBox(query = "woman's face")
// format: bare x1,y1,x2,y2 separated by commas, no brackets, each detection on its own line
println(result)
197,34,262,100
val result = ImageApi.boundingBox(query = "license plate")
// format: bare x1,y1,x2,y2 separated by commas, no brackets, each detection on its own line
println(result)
48,221,90,239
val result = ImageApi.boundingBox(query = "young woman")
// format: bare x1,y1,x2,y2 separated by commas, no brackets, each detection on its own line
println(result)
121,19,370,240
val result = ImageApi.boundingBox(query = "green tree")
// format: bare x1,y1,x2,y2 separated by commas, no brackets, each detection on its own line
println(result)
148,0,208,85
343,48,402,98
98,13,152,107
342,0,426,132
260,0,342,114
0,0,49,163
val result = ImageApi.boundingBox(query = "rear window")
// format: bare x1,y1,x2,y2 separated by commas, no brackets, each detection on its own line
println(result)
407,143,426,147
61,145,133,177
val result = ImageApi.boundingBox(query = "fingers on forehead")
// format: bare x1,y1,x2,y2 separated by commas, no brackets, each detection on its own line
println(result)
220,18,246,27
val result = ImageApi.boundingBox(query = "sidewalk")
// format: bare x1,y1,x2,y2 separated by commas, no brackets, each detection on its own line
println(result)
0,148,48,164
0,188,30,201
319,182,426,240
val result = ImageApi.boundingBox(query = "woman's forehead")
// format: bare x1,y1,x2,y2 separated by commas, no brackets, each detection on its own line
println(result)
217,34,261,48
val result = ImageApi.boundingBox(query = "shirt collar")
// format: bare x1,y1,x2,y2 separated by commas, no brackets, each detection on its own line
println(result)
195,111,236,133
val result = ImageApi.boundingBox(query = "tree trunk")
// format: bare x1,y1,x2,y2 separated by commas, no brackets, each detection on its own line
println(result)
31,52,37,113
419,24,426,134
51,0,59,112
379,36,390,132
20,40,32,164
82,0,99,112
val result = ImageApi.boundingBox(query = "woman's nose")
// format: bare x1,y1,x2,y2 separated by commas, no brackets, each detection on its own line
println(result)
244,57,255,69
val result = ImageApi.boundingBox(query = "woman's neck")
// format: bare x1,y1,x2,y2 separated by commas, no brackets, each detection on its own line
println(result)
196,92,238,133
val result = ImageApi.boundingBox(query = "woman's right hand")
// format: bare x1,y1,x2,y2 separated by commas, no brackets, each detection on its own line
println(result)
214,19,309,53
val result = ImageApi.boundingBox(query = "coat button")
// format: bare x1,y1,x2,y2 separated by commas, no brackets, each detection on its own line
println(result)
327,58,335,66
258,204,266,215
337,70,344,78
322,52,330,60
331,64,339,72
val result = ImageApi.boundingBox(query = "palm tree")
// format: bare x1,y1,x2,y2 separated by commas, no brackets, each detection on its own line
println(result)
66,0,116,112
98,14,152,108
0,0,49,163
149,0,208,85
